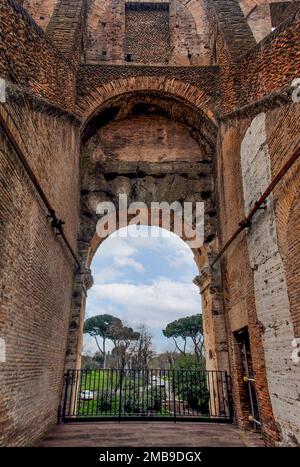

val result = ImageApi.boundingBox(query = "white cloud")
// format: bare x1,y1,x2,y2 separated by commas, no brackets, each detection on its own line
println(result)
99,236,138,258
114,256,144,272
89,278,201,330
93,266,124,283
85,225,201,354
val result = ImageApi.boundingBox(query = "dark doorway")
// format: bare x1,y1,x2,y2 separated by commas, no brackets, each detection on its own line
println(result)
234,328,261,430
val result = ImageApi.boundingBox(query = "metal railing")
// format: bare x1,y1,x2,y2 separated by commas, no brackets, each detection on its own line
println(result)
61,368,233,423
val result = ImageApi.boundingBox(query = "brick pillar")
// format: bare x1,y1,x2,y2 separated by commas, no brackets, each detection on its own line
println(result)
194,266,229,372
46,0,85,65
64,267,94,371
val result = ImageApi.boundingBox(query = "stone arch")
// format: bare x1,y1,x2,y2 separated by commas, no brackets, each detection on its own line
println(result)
176,0,210,37
65,82,229,383
66,209,228,373
85,209,207,271
76,77,218,126
169,0,212,65
82,0,212,65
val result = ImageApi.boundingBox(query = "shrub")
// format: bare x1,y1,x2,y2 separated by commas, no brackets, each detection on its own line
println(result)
97,392,112,411
121,387,164,414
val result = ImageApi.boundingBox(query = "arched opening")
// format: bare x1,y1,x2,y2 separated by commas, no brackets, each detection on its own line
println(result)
63,87,230,423
83,224,201,365
62,223,232,422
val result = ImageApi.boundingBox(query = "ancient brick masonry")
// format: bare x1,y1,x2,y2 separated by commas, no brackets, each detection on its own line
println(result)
0,0,300,448
125,3,171,64
0,0,77,112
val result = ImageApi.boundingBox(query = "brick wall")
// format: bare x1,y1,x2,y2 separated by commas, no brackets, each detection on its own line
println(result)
23,0,59,29
125,3,171,64
212,0,256,61
83,0,125,64
82,0,212,65
270,1,300,27
216,101,300,445
169,0,211,65
46,0,85,65
265,103,300,342
87,114,203,162
0,0,76,112
76,63,220,102
0,98,80,446
235,8,300,110
237,0,300,43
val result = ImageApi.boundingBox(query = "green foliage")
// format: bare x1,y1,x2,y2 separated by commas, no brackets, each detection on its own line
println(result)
172,353,209,414
81,352,104,370
174,353,205,370
122,387,164,414
163,315,203,340
97,392,112,411
108,323,140,344
163,315,204,359
83,314,121,340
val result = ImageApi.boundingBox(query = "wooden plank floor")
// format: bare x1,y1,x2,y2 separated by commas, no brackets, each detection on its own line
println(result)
40,422,265,447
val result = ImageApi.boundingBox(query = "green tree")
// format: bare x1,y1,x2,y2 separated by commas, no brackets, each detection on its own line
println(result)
108,321,140,370
172,353,209,414
162,315,204,361
83,314,122,369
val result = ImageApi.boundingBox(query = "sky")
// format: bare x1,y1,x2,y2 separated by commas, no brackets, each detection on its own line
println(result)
83,225,201,356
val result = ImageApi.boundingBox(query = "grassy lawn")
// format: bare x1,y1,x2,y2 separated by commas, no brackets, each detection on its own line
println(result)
75,370,172,417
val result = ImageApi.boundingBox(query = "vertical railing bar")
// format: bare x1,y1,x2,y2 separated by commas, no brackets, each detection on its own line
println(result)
69,370,74,417
134,369,136,416
67,370,74,417
96,368,100,416
209,371,213,417
105,367,109,417
91,368,96,416
96,368,100,417
172,369,176,422
168,370,171,417
82,370,87,416
119,369,123,421
200,371,207,415
182,370,185,416
192,370,195,416
61,371,69,422
146,369,149,418
109,369,113,417
87,370,92,415
212,371,217,417
177,369,180,417
123,369,125,417
77,370,81,417
164,369,166,416
73,369,79,417
220,372,226,418
100,367,105,416
207,371,212,418
225,372,233,421
216,371,221,418
137,369,140,417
